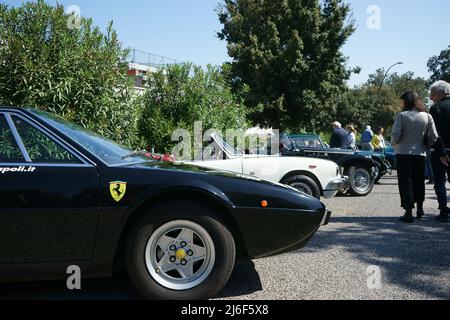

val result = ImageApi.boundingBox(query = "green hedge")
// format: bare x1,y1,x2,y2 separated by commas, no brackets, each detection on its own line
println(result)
0,0,142,147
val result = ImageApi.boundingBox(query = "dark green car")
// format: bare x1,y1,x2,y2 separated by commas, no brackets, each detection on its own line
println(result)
281,134,392,195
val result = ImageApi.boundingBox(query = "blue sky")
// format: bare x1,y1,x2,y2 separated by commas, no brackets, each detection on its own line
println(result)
3,0,450,87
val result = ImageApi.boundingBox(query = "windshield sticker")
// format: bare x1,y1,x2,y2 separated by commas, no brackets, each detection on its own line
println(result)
0,166,36,174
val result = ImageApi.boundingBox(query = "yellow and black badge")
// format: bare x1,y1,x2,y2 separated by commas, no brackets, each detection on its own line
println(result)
110,181,127,202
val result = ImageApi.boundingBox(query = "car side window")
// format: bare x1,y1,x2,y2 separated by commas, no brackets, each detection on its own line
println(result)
0,114,25,163
11,115,81,164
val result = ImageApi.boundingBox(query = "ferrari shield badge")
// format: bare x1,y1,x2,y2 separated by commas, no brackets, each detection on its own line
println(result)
110,181,127,202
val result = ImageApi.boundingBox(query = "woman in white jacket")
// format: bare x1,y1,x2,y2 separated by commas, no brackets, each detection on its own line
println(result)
391,92,439,223
346,124,357,150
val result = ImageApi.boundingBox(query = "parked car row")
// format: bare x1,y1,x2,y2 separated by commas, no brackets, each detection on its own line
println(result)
183,132,391,200
280,133,392,193
280,134,375,196
184,132,348,200
0,106,395,300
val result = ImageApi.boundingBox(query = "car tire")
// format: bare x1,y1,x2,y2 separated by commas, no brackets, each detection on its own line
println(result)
125,200,236,300
346,165,374,196
282,175,321,199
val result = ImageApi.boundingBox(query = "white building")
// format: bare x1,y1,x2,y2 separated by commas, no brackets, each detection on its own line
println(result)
127,49,182,90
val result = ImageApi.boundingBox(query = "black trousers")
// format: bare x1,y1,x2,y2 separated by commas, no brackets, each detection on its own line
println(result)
396,155,425,210
431,151,450,211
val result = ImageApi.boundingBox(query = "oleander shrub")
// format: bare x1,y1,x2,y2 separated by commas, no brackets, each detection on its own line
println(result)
0,0,142,147
138,63,249,153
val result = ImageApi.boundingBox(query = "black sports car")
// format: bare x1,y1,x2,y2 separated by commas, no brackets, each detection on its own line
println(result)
0,106,331,300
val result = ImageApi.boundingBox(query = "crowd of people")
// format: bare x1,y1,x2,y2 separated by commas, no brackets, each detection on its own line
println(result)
330,122,386,152
330,80,450,223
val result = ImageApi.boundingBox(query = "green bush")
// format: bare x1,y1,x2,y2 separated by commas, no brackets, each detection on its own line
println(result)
138,63,249,153
0,0,142,147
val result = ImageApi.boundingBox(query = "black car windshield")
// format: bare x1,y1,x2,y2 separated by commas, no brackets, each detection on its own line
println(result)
281,134,323,149
31,109,150,166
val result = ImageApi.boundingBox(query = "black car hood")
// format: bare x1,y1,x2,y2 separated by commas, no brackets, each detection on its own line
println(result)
122,160,281,186
122,161,322,209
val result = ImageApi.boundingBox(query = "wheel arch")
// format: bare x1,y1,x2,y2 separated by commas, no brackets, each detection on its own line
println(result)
371,156,384,168
336,156,376,171
113,189,249,271
280,170,323,195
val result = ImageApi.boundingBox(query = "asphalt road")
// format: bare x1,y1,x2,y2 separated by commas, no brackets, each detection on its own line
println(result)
1,172,449,300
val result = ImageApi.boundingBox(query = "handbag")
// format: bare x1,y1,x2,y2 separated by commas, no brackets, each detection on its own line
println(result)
423,114,432,148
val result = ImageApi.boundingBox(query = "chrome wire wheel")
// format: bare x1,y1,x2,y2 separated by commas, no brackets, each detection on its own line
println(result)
145,220,216,291
290,182,313,196
351,168,371,192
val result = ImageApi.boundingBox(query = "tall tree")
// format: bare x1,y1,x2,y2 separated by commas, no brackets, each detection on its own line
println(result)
0,0,141,146
367,69,428,99
427,45,450,84
218,0,356,131
336,70,428,134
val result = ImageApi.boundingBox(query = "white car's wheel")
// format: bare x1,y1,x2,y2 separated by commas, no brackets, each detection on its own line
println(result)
282,175,321,199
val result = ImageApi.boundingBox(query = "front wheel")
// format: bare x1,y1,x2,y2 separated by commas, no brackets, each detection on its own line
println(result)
346,166,374,196
282,175,321,199
125,201,236,300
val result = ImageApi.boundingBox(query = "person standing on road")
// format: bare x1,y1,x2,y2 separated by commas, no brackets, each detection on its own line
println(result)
429,80,450,223
391,91,438,223
330,121,349,149
371,127,386,152
346,124,357,150
425,148,434,185
361,126,374,151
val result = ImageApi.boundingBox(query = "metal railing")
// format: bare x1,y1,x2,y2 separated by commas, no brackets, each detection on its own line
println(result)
128,48,183,69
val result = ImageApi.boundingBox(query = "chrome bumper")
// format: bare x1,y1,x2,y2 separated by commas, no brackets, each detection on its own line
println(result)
327,176,349,190
321,210,332,226
322,176,349,199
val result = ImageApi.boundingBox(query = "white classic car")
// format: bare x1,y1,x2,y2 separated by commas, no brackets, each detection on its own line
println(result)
184,133,348,199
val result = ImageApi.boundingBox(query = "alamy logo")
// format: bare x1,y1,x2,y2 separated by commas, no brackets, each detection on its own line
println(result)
0,166,36,174
66,265,81,290
367,265,382,289
66,5,82,30
367,5,382,30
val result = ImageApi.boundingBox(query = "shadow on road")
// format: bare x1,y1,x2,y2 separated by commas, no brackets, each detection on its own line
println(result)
307,216,450,299
0,263,263,300
426,195,450,201
218,260,263,298
0,272,142,300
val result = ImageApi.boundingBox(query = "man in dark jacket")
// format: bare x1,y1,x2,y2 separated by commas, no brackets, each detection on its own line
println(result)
330,121,349,149
429,80,450,222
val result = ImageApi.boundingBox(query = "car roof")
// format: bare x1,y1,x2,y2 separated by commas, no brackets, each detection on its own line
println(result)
0,105,23,109
0,106,30,113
